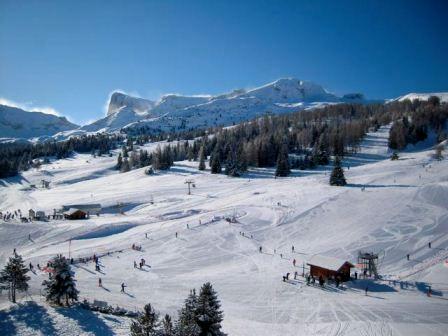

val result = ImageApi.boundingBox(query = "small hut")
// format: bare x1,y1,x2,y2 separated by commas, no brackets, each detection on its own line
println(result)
64,208,87,220
307,255,354,282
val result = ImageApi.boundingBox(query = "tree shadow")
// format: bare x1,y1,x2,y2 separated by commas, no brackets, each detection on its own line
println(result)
346,183,415,189
56,306,115,336
347,279,397,293
415,282,443,297
0,301,57,335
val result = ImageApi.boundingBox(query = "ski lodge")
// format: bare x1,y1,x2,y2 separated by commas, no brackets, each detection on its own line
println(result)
61,204,102,216
64,208,88,220
307,255,354,281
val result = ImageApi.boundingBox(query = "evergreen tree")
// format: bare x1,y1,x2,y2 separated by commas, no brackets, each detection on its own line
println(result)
275,144,290,177
0,253,30,303
42,255,78,306
195,282,224,336
121,157,130,173
329,156,347,186
198,146,206,171
209,151,221,174
161,314,174,336
224,150,240,177
130,303,159,336
116,152,123,170
176,289,200,336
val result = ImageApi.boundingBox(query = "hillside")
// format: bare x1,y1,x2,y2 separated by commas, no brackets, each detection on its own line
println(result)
0,126,447,335
0,105,79,140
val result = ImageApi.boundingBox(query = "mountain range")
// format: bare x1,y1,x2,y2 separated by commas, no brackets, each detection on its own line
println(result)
1,78,446,141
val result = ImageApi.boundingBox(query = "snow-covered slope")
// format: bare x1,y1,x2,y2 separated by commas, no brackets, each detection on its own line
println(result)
0,105,78,140
81,78,370,133
1,126,447,335
397,92,448,103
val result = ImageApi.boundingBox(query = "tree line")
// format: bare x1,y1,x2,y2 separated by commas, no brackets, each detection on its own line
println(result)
0,133,123,178
388,96,447,150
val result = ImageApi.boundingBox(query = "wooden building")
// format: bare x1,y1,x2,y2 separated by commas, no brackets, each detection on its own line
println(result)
62,204,101,216
64,208,87,220
307,255,354,281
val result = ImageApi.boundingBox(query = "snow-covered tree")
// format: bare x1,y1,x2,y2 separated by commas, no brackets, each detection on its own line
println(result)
209,151,221,174
0,253,30,303
198,146,206,171
275,144,290,177
195,282,225,336
176,289,200,336
42,255,78,306
330,156,347,186
121,157,131,172
130,303,159,336
161,314,174,336
116,152,123,170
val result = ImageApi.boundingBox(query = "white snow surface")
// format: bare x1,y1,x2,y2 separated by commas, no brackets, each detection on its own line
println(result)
0,126,448,335
397,92,448,103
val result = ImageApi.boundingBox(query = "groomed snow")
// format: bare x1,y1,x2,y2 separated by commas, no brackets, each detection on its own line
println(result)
1,126,448,335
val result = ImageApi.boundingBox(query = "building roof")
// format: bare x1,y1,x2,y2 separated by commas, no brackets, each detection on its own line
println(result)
307,255,354,272
62,204,101,211
64,208,86,216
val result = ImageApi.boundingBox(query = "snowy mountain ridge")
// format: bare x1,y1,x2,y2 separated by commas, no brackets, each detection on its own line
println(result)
81,78,365,134
0,104,79,140
397,92,448,103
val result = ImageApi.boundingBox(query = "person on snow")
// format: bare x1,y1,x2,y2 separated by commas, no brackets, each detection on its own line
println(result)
121,283,126,292
134,261,137,268
294,271,298,280
293,259,296,267
306,274,311,285
365,286,368,296
175,232,178,238
259,246,262,253
98,278,102,287
292,245,295,252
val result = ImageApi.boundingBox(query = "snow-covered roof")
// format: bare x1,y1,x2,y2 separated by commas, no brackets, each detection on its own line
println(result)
62,204,101,211
306,255,354,272
63,208,85,216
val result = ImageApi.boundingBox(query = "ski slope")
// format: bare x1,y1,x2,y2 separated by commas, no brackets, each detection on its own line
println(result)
1,126,448,335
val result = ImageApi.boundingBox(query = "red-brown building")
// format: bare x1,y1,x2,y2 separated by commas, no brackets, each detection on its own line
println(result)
307,255,354,281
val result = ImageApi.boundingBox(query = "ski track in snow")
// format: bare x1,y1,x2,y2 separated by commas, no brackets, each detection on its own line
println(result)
1,125,448,335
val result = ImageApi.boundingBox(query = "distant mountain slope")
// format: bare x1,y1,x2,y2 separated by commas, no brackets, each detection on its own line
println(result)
82,78,368,133
0,104,79,139
397,92,448,103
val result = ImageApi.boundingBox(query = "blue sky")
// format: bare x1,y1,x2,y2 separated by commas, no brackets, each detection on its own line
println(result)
1,0,447,125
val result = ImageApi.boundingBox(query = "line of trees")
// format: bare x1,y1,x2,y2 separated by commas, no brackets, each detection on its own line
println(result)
388,97,447,150
0,133,123,178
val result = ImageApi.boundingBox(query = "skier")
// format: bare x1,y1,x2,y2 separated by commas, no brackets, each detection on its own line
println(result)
121,283,126,292
29,262,33,271
175,232,178,238
134,261,137,268
98,278,102,287
292,245,295,253
280,253,283,259
306,274,311,285
259,246,262,253
187,224,189,229
294,271,298,280
365,286,368,296
429,242,431,248
37,263,40,270
354,271,358,280
293,259,296,267
286,272,290,280
407,254,410,261
145,233,148,239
